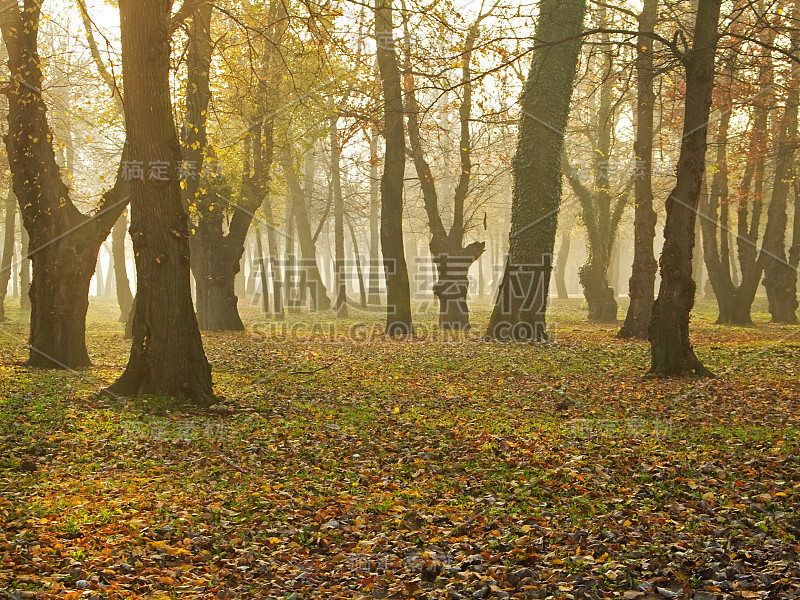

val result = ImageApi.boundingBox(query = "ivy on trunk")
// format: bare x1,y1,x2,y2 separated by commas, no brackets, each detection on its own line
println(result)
486,0,586,342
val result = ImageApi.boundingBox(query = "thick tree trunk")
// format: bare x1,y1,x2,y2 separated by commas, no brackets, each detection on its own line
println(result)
579,260,617,322
648,0,721,377
27,238,96,367
486,0,586,341
376,0,413,335
112,212,134,322
193,228,245,331
619,0,658,339
1,2,126,368
109,0,215,405
555,230,571,300
183,4,258,331
432,241,484,329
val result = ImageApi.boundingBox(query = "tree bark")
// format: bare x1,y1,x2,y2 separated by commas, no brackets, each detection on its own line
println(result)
281,152,332,311
402,13,485,330
181,2,256,331
368,128,381,306
760,85,799,323
555,229,571,300
0,1,127,368
112,212,134,322
109,0,215,405
567,7,621,323
486,0,586,341
94,244,105,297
0,190,16,322
648,0,721,377
619,0,658,339
698,68,759,325
330,108,349,316
19,213,30,310
347,216,368,309
376,0,413,335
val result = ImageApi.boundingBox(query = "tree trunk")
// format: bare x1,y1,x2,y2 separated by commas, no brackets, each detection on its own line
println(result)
760,87,799,323
112,212,134,322
261,195,284,318
486,0,586,341
1,2,126,368
368,128,381,306
570,9,619,324
376,0,413,335
281,153,331,312
609,237,621,296
193,224,246,331
619,0,658,339
19,222,30,310
182,3,254,332
104,245,116,297
432,241,484,329
555,229,571,300
346,217,368,309
402,12,485,330
242,0,285,319
95,246,105,297
648,0,721,377
698,76,757,325
253,226,270,314
330,109,348,317
0,190,15,321
109,0,215,405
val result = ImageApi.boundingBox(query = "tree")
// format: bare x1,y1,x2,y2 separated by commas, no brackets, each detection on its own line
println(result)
618,0,658,339
647,0,722,377
111,210,134,323
375,0,413,335
700,29,777,325
403,10,486,330
486,0,587,341
0,0,128,368
330,106,349,317
109,0,215,405
564,7,627,323
367,127,382,306
242,0,289,320
182,2,260,331
280,150,332,312
0,191,16,322
759,72,799,323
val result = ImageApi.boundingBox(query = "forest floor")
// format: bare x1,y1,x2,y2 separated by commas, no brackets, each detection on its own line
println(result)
1,296,799,600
